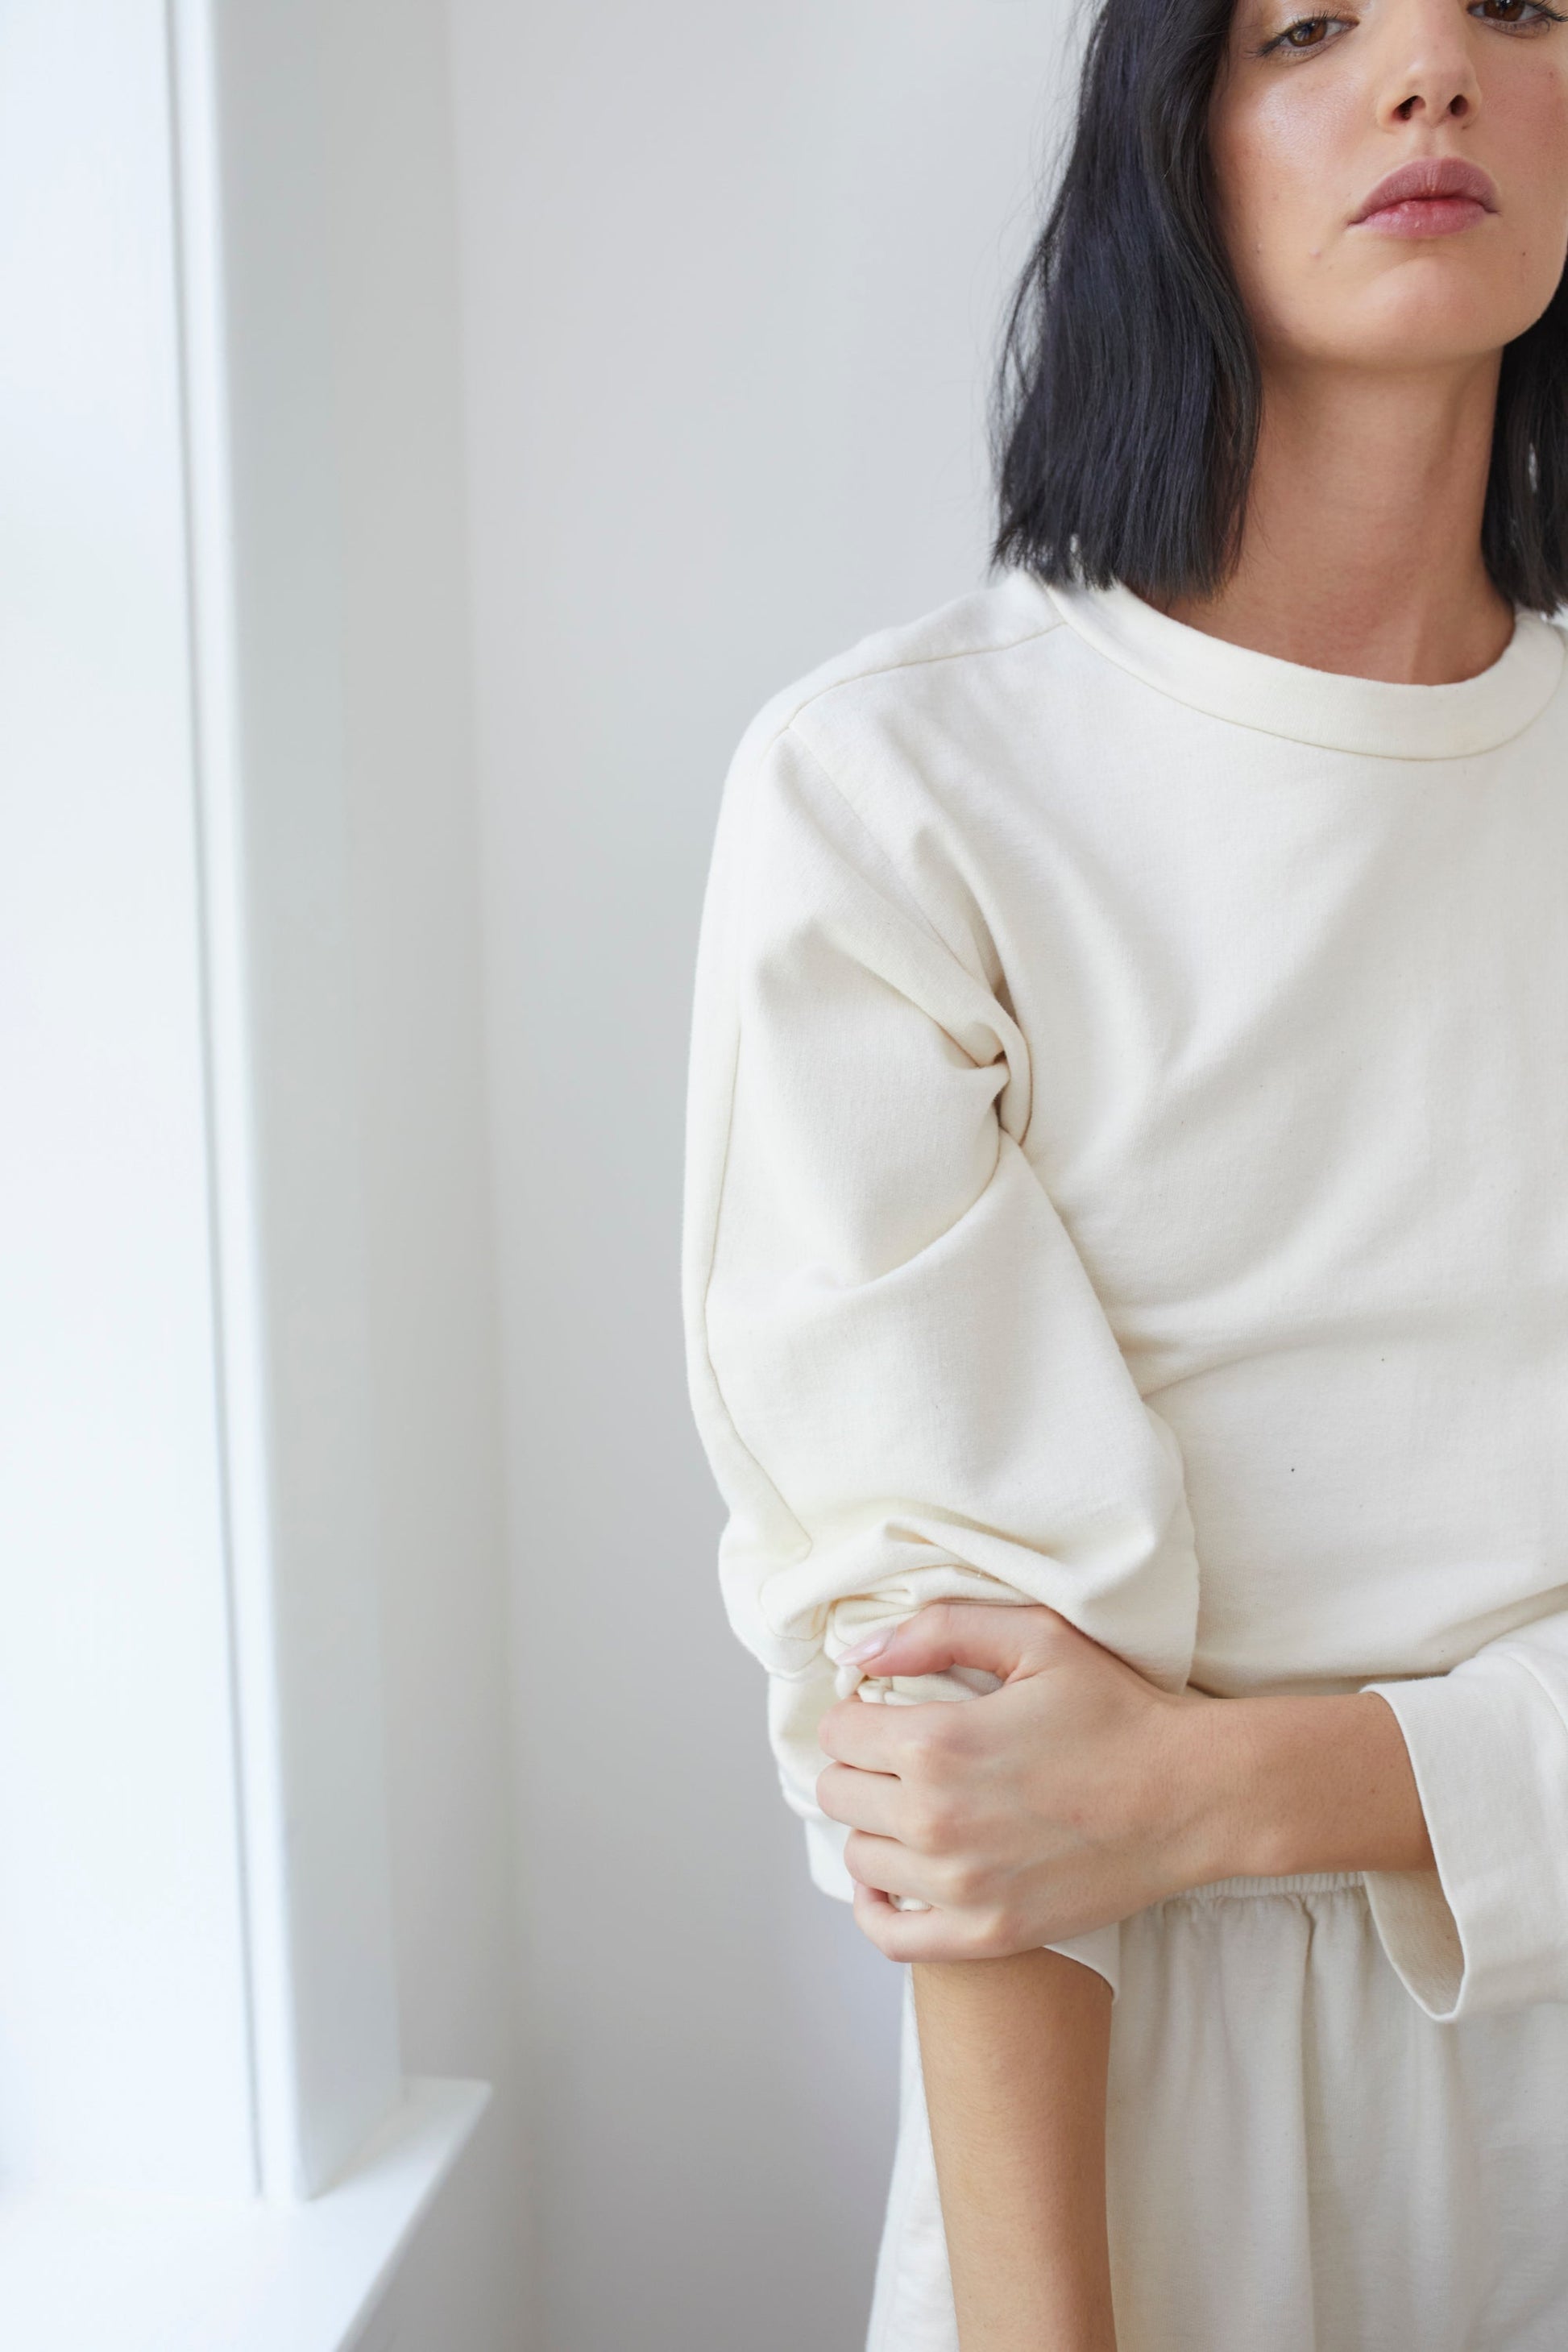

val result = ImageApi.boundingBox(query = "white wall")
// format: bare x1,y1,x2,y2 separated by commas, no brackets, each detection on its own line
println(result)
449,7,1073,2348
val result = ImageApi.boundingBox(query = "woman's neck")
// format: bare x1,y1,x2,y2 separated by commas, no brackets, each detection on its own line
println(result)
1163,355,1516,685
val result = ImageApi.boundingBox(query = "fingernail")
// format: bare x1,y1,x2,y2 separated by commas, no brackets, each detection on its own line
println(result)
841,1631,891,1665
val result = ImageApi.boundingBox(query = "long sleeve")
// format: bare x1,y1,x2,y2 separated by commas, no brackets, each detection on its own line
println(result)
682,708,1202,1992
1363,1608,1568,2020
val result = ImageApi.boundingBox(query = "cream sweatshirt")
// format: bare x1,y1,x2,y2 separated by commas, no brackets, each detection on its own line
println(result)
682,570,1568,2020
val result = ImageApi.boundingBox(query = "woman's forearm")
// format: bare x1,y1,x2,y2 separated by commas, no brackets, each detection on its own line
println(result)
913,1949,1116,2352
1204,1689,1434,1881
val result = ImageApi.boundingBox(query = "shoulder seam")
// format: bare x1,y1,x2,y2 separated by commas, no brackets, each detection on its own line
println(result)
753,610,1064,768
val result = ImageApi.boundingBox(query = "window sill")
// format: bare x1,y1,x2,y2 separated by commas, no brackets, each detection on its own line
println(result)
0,2076,491,2352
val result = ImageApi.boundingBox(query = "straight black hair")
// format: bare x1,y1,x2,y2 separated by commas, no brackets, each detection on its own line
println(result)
993,0,1568,613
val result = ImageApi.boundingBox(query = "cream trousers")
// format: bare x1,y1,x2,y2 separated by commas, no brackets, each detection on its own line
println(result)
868,1871,1568,2352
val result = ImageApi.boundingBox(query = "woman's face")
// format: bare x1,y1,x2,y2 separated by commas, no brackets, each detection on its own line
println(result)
1210,0,1568,369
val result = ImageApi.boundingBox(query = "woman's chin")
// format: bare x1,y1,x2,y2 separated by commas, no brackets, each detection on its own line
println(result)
1276,282,1540,376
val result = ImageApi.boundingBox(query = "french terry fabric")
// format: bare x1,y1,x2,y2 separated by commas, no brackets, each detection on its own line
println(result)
682,570,1568,2348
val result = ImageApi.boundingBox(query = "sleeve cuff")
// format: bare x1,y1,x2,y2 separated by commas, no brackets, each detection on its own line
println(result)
805,1812,857,1902
802,1818,1121,1996
1363,1653,1568,2020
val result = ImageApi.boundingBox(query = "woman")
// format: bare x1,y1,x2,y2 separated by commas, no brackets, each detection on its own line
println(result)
682,0,1568,2342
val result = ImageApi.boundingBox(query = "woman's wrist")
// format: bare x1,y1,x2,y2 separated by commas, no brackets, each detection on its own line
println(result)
1170,1688,1435,1887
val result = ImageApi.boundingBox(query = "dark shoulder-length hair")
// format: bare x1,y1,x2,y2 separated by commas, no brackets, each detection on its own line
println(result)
993,0,1568,613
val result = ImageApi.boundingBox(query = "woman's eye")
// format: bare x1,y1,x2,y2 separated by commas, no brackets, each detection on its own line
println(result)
1261,15,1352,55
1470,0,1563,24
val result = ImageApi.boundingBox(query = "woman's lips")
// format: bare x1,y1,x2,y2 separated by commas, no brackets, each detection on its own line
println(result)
1360,195,1489,237
1350,156,1498,239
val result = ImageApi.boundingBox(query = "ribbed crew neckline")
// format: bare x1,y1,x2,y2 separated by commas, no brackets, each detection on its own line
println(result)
1037,574,1565,761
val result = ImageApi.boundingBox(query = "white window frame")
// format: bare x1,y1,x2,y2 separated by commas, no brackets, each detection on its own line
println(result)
0,3,487,2341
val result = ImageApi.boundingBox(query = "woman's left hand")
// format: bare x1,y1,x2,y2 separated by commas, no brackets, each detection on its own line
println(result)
815,1603,1233,1962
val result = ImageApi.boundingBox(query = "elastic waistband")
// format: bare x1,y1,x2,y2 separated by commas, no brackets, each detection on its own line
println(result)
1159,1869,1366,1906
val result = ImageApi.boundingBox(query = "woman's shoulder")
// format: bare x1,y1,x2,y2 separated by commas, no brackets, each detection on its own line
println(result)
730,570,1068,786
707,574,1084,960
